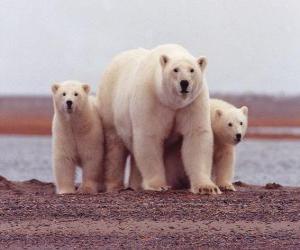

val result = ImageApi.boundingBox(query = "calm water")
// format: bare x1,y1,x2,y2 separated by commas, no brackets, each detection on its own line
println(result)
0,136,299,186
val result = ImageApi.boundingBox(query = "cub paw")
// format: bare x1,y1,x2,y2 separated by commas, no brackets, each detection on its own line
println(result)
218,183,236,192
190,181,222,195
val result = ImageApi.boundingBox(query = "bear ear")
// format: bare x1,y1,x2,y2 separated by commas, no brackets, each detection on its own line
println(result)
197,56,207,71
51,83,60,94
216,109,222,118
82,84,90,94
160,55,169,68
240,106,248,116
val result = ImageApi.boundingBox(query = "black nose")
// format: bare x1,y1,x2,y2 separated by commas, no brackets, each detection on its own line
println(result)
66,100,73,108
180,80,189,92
236,133,241,140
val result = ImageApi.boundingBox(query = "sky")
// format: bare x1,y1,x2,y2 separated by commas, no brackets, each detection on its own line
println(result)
0,0,300,95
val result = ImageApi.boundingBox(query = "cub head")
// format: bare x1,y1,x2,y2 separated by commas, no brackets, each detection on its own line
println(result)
159,54,207,107
51,80,90,114
213,106,248,145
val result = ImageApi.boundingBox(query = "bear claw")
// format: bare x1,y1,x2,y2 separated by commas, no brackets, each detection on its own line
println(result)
191,183,222,195
218,183,236,192
142,183,171,192
146,185,171,192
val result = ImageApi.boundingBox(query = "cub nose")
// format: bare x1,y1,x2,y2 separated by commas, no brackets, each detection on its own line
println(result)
66,100,73,108
236,133,242,141
180,80,189,92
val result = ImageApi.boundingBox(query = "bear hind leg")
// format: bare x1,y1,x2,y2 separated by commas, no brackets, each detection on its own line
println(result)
104,129,128,192
79,158,102,194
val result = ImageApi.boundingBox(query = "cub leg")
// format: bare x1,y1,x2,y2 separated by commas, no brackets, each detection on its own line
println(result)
53,157,76,194
213,145,236,191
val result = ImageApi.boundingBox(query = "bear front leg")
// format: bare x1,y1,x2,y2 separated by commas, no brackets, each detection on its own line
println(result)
53,157,76,194
104,129,128,192
181,130,221,195
213,145,236,191
133,131,169,191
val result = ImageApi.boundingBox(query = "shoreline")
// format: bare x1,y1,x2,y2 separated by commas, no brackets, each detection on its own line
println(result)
0,176,299,248
2,120,300,140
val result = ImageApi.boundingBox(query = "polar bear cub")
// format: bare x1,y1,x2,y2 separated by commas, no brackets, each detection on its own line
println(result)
52,80,104,194
163,99,248,191
210,99,248,190
98,44,220,194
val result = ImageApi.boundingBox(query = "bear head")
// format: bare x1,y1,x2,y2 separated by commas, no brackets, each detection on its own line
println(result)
158,54,207,108
51,80,90,114
213,106,248,145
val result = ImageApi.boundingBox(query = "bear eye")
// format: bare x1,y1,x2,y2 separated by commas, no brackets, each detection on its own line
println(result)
62,92,66,96
240,122,243,126
173,68,179,73
74,92,78,97
228,122,233,127
190,68,194,73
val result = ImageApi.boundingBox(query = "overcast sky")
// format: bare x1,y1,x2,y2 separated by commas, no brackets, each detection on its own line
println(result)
0,0,299,95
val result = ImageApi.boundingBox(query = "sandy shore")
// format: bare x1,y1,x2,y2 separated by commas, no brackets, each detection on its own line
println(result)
2,117,300,140
0,176,299,249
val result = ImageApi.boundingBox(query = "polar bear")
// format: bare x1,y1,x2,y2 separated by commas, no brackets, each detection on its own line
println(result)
158,99,248,191
97,44,220,194
52,80,104,194
210,99,248,190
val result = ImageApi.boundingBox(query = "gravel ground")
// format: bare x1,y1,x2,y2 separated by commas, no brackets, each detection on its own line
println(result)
0,176,299,249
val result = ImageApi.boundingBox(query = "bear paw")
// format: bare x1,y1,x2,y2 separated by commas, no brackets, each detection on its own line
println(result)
144,185,170,192
142,179,170,192
190,181,221,195
77,184,98,194
218,183,236,192
57,187,76,195
106,182,125,192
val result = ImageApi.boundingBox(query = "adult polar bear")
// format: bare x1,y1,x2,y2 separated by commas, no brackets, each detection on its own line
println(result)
97,44,220,194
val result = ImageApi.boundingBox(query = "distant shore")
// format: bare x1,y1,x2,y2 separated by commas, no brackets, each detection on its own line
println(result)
1,117,300,140
2,94,300,139
0,176,299,248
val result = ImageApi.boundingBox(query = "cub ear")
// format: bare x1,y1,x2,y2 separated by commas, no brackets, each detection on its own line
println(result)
51,83,60,94
160,55,169,68
197,56,207,72
215,109,222,118
82,83,90,94
240,106,248,116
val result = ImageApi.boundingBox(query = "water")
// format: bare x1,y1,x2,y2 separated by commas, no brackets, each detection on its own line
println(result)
0,136,299,186
248,127,300,136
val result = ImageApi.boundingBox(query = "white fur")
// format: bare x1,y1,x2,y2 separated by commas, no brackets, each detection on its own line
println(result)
161,99,248,191
97,44,220,194
210,99,248,190
52,80,104,194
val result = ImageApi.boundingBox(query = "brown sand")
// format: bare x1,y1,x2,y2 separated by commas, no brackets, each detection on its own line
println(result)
0,176,299,249
3,116,300,140
3,95,300,138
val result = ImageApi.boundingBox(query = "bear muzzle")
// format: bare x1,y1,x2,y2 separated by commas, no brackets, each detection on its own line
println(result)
180,80,189,94
234,133,242,144
66,100,73,113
